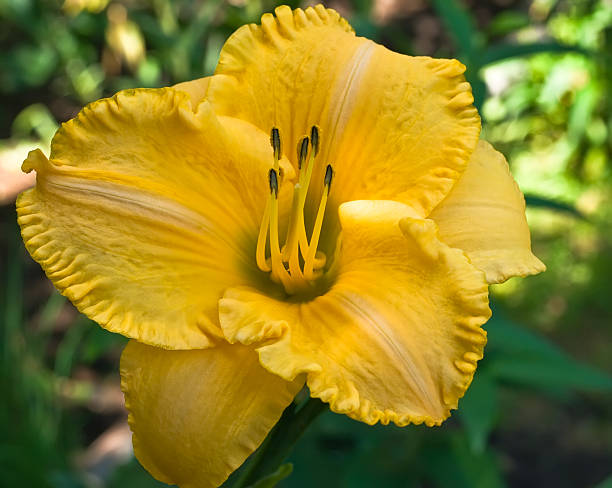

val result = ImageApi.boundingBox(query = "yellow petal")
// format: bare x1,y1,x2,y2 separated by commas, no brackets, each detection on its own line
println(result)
120,340,303,488
173,76,211,110
208,5,481,218
220,200,490,427
17,88,295,349
429,140,546,284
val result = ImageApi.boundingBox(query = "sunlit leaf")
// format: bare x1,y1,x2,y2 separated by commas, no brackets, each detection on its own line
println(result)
11,103,59,142
487,11,530,37
14,44,58,87
567,84,599,143
481,41,588,66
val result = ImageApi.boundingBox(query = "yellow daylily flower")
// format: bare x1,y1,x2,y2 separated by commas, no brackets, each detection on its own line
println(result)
16,5,545,487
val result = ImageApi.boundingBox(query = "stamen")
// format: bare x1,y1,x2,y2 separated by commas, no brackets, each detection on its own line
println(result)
296,127,319,255
255,199,271,272
268,169,293,291
282,136,310,279
256,134,281,274
304,164,333,281
256,126,333,295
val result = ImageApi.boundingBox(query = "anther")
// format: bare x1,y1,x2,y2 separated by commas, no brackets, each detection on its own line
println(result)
297,136,309,170
310,126,320,157
268,169,278,198
324,163,333,188
270,127,281,162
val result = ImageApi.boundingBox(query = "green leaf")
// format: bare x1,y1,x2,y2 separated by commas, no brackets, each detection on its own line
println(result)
469,76,487,113
11,103,59,142
431,0,480,59
37,292,66,333
594,474,612,488
486,314,612,392
108,459,168,488
488,356,612,392
13,44,58,87
458,371,499,453
248,464,293,488
48,471,86,488
481,41,589,66
524,194,585,219
54,319,87,377
487,11,530,37
423,433,506,488
80,323,127,363
567,83,599,144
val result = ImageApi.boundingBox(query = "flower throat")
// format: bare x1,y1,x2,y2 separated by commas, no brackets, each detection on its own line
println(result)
256,126,333,295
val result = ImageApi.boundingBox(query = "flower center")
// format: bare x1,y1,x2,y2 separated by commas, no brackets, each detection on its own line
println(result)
256,126,333,295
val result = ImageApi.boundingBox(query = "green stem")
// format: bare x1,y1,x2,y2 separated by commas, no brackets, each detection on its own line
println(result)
231,397,327,488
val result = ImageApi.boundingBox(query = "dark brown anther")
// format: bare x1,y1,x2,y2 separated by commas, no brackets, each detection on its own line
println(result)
324,164,333,189
270,127,281,160
310,126,320,157
269,168,279,197
297,136,309,169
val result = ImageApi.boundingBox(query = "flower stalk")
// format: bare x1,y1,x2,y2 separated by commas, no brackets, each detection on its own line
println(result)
230,397,328,488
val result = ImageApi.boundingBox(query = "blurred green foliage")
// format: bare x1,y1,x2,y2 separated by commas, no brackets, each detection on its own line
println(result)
1,0,612,487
